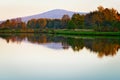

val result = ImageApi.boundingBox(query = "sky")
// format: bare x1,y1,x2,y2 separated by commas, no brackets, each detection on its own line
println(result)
0,0,120,20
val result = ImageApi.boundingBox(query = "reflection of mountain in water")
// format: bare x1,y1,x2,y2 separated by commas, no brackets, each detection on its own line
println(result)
0,34,120,58
43,43,63,50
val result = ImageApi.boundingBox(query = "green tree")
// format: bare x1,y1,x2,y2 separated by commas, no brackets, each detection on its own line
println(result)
46,19,54,29
67,20,76,29
112,21,120,31
53,19,62,29
72,13,85,29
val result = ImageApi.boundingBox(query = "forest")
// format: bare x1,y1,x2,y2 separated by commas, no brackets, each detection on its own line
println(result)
0,6,120,32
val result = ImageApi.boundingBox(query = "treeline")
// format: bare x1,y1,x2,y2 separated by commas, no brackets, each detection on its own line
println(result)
85,6,120,31
0,6,120,32
0,18,26,30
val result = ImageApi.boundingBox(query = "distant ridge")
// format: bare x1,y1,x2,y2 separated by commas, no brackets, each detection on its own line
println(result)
22,9,86,22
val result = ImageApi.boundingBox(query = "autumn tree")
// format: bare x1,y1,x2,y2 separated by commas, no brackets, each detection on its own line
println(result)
10,19,17,28
36,18,47,29
85,6,120,31
61,14,70,29
97,6,104,12
27,19,37,29
1,20,11,29
18,22,26,30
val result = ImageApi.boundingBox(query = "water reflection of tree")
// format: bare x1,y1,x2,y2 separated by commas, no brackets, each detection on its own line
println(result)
27,34,48,44
92,39,120,58
0,34,120,58
0,34,27,43
65,38,84,51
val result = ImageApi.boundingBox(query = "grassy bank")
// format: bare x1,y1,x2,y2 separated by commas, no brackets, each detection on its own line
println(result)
53,29,120,36
0,29,120,36
55,30,120,36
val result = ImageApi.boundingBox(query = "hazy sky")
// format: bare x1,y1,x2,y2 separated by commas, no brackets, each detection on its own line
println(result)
0,0,120,20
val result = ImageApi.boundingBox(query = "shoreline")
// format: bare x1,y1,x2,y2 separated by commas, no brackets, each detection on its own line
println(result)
0,29,120,36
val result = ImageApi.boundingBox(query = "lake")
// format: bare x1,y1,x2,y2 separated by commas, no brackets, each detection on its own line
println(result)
0,33,120,80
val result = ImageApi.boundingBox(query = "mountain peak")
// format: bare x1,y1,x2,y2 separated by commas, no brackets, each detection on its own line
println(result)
22,9,85,22
45,9,71,12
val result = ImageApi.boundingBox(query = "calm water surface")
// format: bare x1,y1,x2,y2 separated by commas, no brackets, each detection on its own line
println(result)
0,34,120,80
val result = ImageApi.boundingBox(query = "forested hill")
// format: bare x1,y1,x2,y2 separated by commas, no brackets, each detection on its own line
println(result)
22,9,86,22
